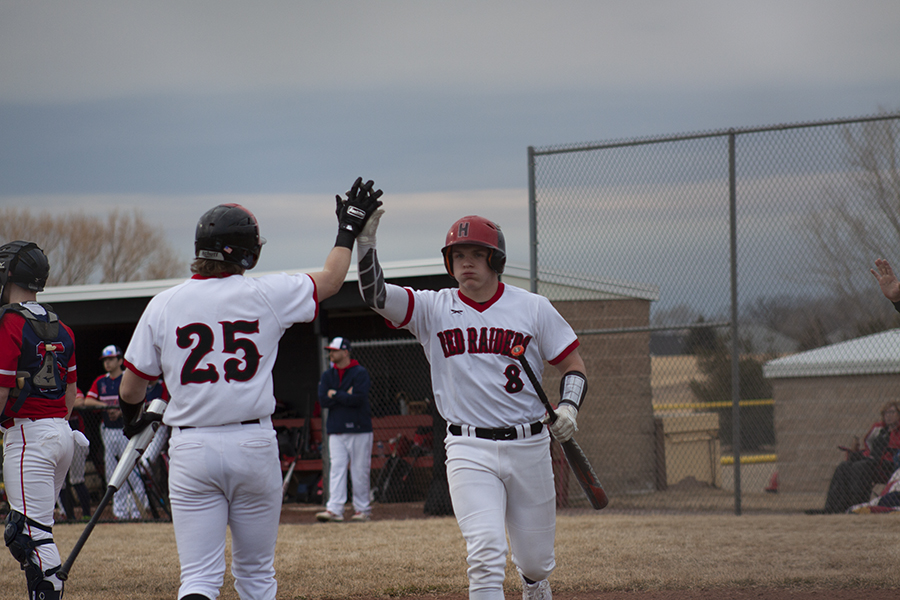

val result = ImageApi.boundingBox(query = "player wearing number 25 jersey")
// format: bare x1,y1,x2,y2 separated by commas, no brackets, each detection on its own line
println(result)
119,180,382,600
356,212,589,600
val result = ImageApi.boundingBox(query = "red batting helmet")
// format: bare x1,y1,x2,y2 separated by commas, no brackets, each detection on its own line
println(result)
441,215,506,276
194,204,266,270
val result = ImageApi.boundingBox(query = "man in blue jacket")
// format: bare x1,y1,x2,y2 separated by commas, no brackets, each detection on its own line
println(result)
316,337,374,522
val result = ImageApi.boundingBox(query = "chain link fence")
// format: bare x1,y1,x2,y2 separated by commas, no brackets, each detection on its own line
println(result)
45,114,900,519
528,112,900,514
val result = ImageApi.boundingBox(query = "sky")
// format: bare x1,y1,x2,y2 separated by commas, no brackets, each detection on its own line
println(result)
2,1,900,298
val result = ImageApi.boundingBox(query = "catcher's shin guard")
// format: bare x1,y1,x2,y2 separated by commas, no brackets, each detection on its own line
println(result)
29,575,63,599
4,511,63,598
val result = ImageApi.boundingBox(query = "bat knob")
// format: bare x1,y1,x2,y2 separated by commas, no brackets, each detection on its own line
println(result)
511,345,524,358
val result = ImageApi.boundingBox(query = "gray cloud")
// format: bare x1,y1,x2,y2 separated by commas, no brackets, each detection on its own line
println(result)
2,1,898,103
2,1,899,315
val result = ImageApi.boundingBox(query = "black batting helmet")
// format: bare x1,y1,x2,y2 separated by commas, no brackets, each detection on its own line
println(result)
441,215,506,276
194,204,266,270
0,241,50,298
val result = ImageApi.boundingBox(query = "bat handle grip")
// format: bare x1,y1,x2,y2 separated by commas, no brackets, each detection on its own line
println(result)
545,407,558,424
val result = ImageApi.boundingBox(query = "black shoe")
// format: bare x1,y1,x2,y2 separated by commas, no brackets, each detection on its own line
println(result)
804,508,827,515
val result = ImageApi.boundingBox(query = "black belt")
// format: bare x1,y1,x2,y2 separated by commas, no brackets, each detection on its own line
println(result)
448,421,543,441
180,418,260,430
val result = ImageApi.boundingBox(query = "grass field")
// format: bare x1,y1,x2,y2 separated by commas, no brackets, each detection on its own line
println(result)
3,508,899,599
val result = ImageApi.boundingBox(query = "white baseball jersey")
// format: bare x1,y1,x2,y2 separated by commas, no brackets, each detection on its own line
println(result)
124,272,318,427
385,282,579,428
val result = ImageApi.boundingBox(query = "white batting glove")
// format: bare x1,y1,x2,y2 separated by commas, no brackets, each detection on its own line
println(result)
548,404,578,443
72,430,90,447
356,207,385,246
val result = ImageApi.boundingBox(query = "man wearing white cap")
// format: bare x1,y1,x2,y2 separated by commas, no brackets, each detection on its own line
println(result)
316,337,374,522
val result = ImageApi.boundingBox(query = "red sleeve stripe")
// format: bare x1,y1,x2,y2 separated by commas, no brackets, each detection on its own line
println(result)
548,339,580,366
307,273,320,321
385,288,415,330
123,360,160,381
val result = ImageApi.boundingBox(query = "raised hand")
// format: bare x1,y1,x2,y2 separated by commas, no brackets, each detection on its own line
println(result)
871,258,900,302
356,208,385,246
339,178,383,235
335,177,363,224
334,178,384,249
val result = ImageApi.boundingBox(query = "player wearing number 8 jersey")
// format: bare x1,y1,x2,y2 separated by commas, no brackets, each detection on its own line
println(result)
357,212,588,600
118,180,382,600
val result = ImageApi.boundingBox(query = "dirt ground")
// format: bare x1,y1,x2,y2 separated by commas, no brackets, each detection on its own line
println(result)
393,593,897,600
279,501,900,600
395,592,898,600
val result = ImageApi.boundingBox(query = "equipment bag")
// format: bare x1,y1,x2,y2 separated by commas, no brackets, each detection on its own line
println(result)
372,455,413,503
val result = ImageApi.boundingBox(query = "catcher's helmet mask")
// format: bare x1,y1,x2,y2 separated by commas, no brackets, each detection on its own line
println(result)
0,241,50,299
441,216,506,277
194,203,267,270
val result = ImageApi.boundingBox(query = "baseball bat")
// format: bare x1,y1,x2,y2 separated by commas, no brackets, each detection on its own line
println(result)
282,457,298,497
510,345,608,510
282,419,305,498
57,399,167,581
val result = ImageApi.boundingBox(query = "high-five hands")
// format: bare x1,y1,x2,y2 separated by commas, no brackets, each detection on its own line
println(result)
335,177,384,246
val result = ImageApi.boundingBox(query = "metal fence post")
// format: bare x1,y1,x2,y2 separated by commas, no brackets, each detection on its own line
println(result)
528,145,538,294
729,130,742,516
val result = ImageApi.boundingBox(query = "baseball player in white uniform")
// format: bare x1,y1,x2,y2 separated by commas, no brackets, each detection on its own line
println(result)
116,181,382,600
356,212,587,600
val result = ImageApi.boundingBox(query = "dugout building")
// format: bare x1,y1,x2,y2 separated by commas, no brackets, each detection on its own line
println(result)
37,259,658,506
764,329,900,497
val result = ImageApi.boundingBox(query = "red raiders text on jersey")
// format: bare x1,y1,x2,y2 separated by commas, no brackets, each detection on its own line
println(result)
437,327,532,358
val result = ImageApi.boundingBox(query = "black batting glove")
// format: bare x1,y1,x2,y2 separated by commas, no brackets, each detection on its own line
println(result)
120,397,162,439
334,178,359,222
335,177,384,248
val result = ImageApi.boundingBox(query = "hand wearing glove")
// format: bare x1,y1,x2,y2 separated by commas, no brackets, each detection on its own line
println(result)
356,207,385,246
120,397,163,440
548,404,578,443
334,177,384,248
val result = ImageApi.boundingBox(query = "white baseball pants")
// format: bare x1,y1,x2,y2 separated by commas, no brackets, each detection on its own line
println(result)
446,429,556,600
168,420,281,600
325,431,374,516
3,417,75,593
101,424,149,519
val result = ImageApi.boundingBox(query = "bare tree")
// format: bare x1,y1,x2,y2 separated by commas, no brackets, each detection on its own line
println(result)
99,209,184,283
0,207,185,286
797,111,900,336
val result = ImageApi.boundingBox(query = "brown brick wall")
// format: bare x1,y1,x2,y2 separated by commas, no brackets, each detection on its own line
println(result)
772,374,900,494
547,298,655,499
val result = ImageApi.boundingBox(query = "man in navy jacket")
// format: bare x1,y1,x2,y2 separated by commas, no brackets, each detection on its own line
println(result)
316,337,373,522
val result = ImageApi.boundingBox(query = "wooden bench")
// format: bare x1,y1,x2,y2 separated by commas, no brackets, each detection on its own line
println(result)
274,414,436,475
